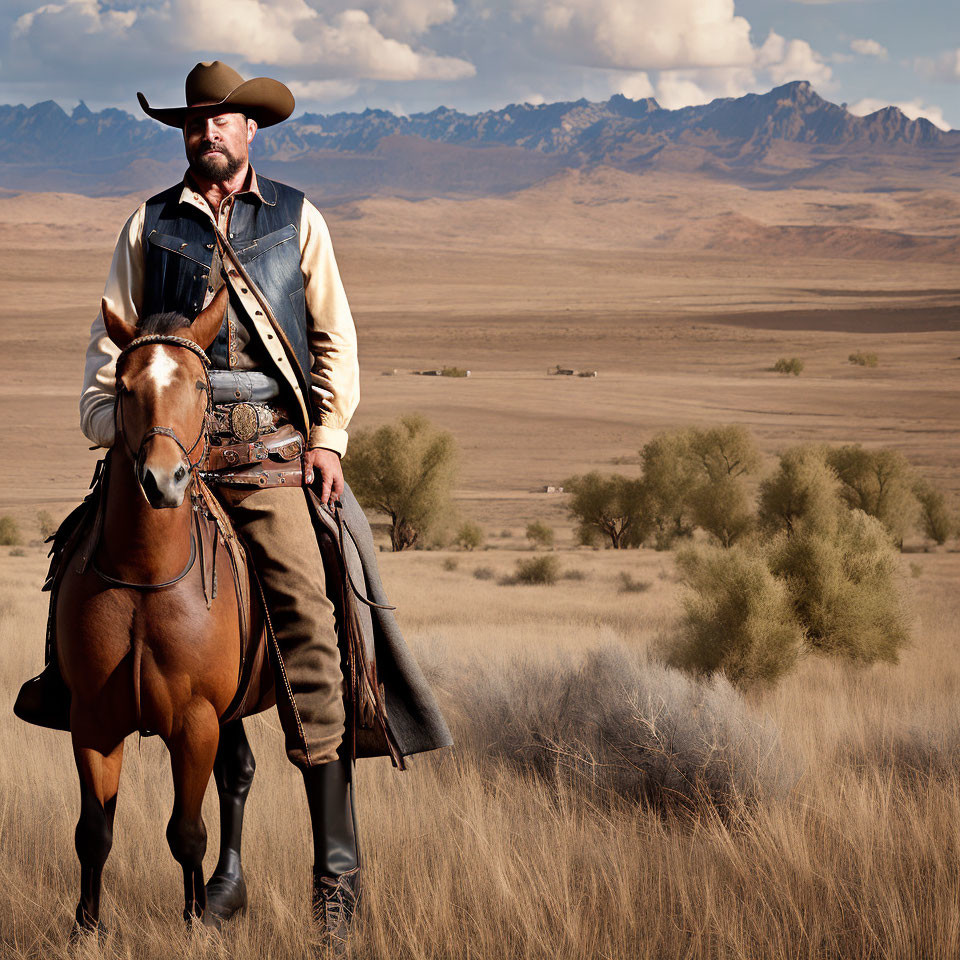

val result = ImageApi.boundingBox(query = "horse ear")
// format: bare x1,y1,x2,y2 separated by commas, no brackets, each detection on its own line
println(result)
188,286,229,350
101,298,137,348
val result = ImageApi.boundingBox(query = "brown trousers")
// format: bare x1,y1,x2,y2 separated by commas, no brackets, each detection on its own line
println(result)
222,486,345,768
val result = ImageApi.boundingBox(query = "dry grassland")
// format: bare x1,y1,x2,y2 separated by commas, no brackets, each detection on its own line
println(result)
1,171,959,957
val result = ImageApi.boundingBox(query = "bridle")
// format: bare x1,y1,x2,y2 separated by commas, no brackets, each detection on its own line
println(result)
96,333,213,591
114,333,214,474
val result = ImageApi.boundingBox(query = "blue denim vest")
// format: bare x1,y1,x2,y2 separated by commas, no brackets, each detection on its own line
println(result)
140,175,311,387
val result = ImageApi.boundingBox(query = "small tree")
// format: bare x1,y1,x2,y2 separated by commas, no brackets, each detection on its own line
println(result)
456,521,484,551
525,520,555,549
639,430,698,549
345,414,458,552
913,479,955,546
37,510,58,539
688,476,755,548
757,445,841,535
687,425,761,483
826,445,918,548
563,472,650,549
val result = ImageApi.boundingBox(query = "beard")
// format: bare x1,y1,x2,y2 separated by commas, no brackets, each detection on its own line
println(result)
188,142,245,182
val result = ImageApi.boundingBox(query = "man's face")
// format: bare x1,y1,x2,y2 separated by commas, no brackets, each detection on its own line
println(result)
183,110,256,182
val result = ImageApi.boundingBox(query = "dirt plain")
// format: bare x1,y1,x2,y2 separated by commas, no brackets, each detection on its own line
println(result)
0,166,958,537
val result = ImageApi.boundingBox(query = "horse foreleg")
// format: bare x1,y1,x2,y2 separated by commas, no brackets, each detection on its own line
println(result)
71,735,124,942
165,701,219,925
205,718,256,926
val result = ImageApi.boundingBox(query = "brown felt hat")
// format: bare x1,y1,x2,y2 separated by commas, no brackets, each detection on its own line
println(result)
137,60,295,129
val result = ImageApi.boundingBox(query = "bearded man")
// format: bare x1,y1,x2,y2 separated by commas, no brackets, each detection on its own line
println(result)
14,61,451,949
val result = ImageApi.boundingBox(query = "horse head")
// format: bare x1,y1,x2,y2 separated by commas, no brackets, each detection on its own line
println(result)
101,288,228,508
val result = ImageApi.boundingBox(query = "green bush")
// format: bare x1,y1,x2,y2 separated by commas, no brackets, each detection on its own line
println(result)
514,555,560,585
525,520,555,549
0,516,22,546
671,544,804,690
848,351,878,367
773,357,804,376
456,521,484,551
767,509,909,665
689,475,755,548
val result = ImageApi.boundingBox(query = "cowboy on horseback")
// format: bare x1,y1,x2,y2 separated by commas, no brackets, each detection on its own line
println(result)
14,60,451,949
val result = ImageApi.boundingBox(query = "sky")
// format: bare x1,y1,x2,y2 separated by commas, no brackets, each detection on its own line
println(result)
1,0,958,129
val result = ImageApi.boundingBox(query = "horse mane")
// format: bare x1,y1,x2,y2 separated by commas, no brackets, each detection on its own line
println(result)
137,311,193,336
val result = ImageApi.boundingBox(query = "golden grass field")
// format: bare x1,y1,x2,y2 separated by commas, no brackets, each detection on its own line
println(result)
1,168,959,957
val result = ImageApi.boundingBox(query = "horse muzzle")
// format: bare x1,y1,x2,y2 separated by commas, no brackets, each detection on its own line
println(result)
137,456,191,508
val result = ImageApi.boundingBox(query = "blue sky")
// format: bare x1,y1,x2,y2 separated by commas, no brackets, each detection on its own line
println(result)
1,0,957,128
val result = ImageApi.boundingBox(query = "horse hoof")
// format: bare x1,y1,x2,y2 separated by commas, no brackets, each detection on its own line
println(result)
204,872,248,928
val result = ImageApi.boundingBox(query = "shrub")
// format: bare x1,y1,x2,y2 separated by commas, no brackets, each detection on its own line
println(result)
441,641,796,816
909,562,923,579
564,472,650,549
617,571,650,593
913,478,955,546
671,543,804,690
849,351,878,367
514,555,560,585
345,413,458,551
440,366,469,378
826,445,918,547
689,476,755,548
499,529,512,538
36,510,58,540
456,521,484,551
0,516,22,546
561,568,587,581
525,520,555,549
473,566,495,580
442,557,459,571
767,509,910,664
773,357,804,375
10,547,26,558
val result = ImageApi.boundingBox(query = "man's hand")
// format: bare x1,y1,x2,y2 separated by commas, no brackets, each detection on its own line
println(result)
303,447,344,506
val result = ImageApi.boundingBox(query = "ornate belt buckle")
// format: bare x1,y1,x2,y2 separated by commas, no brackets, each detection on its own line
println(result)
229,402,260,442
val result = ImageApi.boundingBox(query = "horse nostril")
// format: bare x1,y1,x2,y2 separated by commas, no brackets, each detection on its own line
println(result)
141,468,161,503
174,465,186,483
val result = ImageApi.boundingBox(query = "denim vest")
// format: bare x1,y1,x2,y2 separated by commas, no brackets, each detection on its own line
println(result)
140,176,311,385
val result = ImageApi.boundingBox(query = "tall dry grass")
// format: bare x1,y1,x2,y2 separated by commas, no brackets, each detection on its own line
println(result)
2,545,960,959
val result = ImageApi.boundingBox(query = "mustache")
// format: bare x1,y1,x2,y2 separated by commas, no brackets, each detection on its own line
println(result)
197,141,228,155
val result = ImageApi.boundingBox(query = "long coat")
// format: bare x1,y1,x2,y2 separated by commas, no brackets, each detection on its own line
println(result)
309,482,453,763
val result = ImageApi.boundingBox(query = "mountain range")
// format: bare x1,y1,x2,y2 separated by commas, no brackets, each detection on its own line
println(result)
1,81,958,198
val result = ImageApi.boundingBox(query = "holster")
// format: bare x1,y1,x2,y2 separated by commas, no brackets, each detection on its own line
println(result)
203,423,306,488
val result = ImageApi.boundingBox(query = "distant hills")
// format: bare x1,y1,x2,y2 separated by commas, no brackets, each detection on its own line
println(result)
2,81,958,198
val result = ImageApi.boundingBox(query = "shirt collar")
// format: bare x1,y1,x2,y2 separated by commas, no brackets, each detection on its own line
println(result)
179,165,265,219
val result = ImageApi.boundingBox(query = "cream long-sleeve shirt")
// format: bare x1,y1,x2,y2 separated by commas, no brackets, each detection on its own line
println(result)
80,170,359,456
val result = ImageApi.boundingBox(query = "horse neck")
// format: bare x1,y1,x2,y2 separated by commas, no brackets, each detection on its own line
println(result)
101,450,195,579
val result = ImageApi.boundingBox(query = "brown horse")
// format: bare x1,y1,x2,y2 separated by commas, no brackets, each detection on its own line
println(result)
56,287,273,937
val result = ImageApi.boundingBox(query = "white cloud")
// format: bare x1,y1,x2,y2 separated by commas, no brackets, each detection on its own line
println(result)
286,79,361,102
848,96,951,131
514,0,755,71
11,0,475,89
617,72,655,101
915,48,960,82
654,66,754,109
758,31,833,87
850,38,887,58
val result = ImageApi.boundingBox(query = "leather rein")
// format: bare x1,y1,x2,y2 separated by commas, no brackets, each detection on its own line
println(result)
96,334,213,590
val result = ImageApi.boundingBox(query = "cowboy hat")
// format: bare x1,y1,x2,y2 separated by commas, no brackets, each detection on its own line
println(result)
137,60,295,129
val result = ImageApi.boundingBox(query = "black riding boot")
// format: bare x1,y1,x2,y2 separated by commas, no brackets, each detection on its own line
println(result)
302,750,361,951
13,659,71,731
